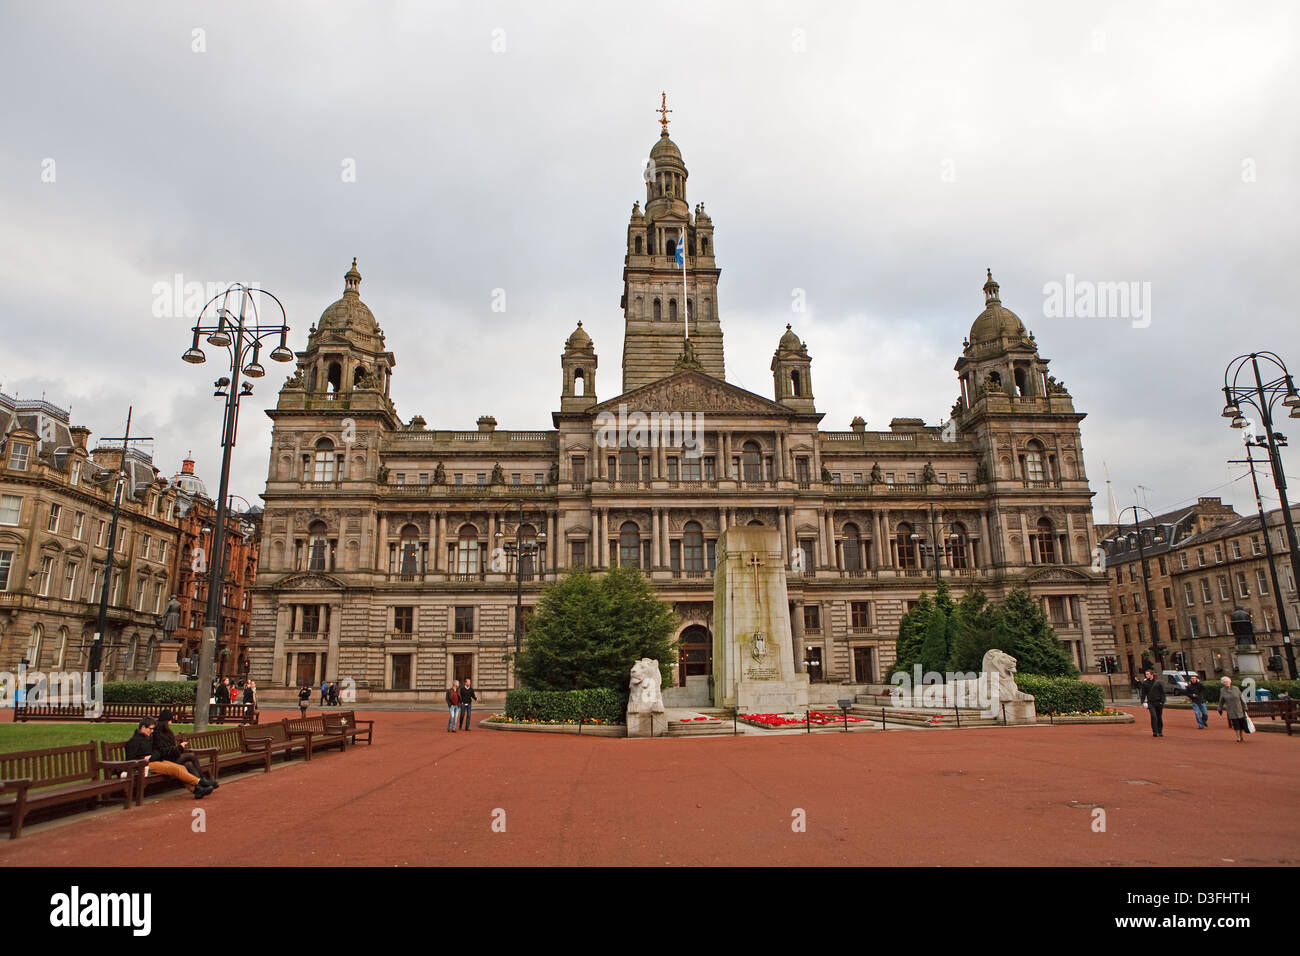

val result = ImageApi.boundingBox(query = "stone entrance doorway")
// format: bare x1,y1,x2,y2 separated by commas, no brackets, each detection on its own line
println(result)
678,624,712,686
296,652,317,686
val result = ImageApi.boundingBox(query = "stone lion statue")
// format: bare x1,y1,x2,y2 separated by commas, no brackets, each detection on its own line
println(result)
628,658,665,714
982,649,1035,702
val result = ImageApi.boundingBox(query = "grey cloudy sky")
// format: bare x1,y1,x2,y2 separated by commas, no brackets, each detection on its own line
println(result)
3,1,1298,522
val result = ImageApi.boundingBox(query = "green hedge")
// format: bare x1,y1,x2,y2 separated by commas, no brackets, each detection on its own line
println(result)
1199,678,1298,705
505,688,627,724
1015,674,1105,714
102,681,200,704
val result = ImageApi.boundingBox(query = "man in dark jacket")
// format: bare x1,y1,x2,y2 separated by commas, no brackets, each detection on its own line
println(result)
458,678,479,731
1186,673,1208,729
125,718,212,799
1139,669,1166,737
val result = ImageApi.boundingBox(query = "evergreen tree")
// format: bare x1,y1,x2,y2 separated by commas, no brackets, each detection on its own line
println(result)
516,567,678,690
947,587,1001,672
998,588,1079,677
892,581,955,676
918,609,952,675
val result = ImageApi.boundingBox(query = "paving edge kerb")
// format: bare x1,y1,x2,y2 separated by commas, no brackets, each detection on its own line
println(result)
478,718,626,737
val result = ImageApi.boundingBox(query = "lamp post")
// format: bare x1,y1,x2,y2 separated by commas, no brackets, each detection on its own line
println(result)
1228,440,1297,678
495,501,546,671
909,503,957,585
1222,351,1300,679
181,283,292,730
1117,505,1167,671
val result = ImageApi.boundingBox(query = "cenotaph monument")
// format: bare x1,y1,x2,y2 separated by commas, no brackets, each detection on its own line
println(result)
712,526,809,713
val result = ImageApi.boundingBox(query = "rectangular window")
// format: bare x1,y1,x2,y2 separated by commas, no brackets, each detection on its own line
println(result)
1157,556,1167,575
1119,595,1127,614
476,473,486,486
1264,607,1275,631
395,473,405,486
702,457,715,481
853,473,862,484
1251,536,1262,556
0,495,20,525
571,540,587,568
47,503,62,533
38,556,54,596
1218,575,1231,600
1205,615,1216,637
1231,540,1242,559
1133,592,1143,613
1178,552,1189,570
851,601,871,630
512,473,521,485
1162,587,1172,609
535,473,544,484
64,561,79,600
571,457,585,483
795,458,810,482
153,582,163,614
1236,572,1250,598
832,473,841,484
959,472,968,482
667,457,679,481
1213,543,1224,563
96,520,107,547
1183,583,1195,607
8,443,30,471
135,579,147,611
0,550,15,591
394,606,414,634
886,473,895,484
1200,578,1212,603
301,605,322,633
803,604,821,632
1128,566,1136,582
70,460,81,485
141,534,152,559
454,606,474,634
1257,569,1270,596
419,473,429,485
73,512,85,539
1188,616,1199,638
1123,624,1131,642
1196,549,1206,567
454,473,463,485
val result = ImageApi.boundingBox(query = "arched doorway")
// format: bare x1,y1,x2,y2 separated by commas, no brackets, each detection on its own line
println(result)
677,624,712,686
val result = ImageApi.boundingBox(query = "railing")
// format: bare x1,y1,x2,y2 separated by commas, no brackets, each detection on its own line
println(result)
840,568,875,578
287,631,329,641
449,572,485,583
1023,479,1063,489
509,432,549,441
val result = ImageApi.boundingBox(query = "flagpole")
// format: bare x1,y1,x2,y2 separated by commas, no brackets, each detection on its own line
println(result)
681,226,689,340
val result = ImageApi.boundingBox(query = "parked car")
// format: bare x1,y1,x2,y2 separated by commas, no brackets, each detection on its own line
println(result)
1158,670,1197,696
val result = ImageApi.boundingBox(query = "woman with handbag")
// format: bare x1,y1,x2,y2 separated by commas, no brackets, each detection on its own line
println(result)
1218,677,1249,743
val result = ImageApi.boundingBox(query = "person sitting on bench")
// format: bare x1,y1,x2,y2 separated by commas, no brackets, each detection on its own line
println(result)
155,709,219,791
124,718,214,799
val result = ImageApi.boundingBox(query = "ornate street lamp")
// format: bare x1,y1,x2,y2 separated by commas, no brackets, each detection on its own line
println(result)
1116,505,1168,670
495,502,547,658
182,283,291,730
1222,352,1300,678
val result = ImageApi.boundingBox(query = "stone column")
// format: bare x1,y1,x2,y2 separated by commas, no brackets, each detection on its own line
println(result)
651,508,661,569
826,511,839,569
548,511,557,574
980,511,993,568
272,603,292,685
776,432,787,480
375,513,388,572
873,511,887,568
327,603,342,682
721,432,732,479
791,600,806,672
598,509,608,567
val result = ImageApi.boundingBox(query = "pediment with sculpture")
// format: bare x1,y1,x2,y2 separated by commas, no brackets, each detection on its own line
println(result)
589,370,792,416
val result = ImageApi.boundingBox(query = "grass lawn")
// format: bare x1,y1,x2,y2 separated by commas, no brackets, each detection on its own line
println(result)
0,723,204,754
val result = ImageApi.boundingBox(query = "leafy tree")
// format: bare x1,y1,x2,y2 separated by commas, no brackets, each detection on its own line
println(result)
997,588,1079,678
516,567,678,691
891,581,955,676
917,610,952,675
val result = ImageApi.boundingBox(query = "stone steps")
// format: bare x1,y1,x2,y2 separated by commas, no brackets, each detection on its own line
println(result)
849,705,1005,728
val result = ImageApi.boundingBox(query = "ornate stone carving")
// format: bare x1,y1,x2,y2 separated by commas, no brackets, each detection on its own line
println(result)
594,370,783,414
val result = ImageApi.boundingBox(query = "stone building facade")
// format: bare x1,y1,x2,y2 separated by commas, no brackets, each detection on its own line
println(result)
0,394,183,679
248,124,1115,700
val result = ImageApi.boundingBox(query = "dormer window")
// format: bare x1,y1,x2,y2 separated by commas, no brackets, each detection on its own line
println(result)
8,443,30,471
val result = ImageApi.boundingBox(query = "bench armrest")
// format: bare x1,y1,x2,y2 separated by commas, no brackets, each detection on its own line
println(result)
99,758,147,775
1,778,34,796
285,729,315,740
243,739,273,752
186,746,219,757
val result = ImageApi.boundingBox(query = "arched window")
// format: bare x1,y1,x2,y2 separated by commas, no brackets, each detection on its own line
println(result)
747,519,765,526
619,522,641,569
399,523,421,577
949,522,969,570
742,440,762,482
26,624,42,667
1024,440,1046,482
327,362,342,393
702,237,710,255
668,299,678,323
456,524,480,574
666,237,677,261
986,371,1001,389
653,298,662,321
683,521,704,572
843,523,863,571
791,371,802,397
353,365,369,389
312,438,336,482
573,368,585,396
308,520,330,571
1033,517,1057,564
896,522,917,569
634,236,644,255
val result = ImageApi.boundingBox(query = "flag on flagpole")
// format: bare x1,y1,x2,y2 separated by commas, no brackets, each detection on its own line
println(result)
675,228,685,268
678,227,688,339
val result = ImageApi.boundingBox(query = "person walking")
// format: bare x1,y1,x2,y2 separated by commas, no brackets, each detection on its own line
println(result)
1218,676,1249,742
458,677,478,731
320,680,329,705
1139,668,1166,737
445,680,461,732
1187,673,1208,730
297,683,311,717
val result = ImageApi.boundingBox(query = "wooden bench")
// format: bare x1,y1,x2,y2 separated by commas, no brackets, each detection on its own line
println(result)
14,700,258,724
323,710,374,747
240,722,312,764
0,743,139,839
98,740,178,805
178,727,272,779
282,715,347,755
1250,699,1297,735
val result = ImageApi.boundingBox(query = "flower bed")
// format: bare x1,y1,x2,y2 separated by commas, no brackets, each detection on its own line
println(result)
1041,708,1134,725
741,711,868,729
488,715,617,725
